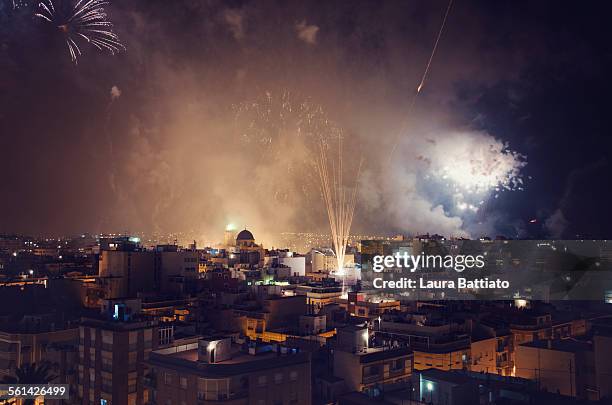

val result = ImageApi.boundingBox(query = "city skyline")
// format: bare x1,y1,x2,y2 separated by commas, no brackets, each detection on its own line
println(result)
2,2,612,404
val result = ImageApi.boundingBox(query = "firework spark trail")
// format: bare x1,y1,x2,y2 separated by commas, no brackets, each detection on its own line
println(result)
35,0,125,63
388,0,454,162
105,85,120,193
315,133,362,293
417,0,454,94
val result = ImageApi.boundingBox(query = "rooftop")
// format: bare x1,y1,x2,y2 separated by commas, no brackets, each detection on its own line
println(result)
522,338,592,353
80,315,158,331
419,369,535,390
351,346,413,363
419,368,474,385
149,342,309,377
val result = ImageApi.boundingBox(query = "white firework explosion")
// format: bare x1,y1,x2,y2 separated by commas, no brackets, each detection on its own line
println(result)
35,0,125,63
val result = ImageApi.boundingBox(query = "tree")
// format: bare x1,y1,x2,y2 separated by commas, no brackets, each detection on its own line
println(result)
1,362,57,405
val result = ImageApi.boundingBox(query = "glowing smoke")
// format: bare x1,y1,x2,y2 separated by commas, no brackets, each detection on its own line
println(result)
424,131,526,199
295,20,319,45
223,9,245,40
110,85,121,100
361,128,526,238
2,2,536,244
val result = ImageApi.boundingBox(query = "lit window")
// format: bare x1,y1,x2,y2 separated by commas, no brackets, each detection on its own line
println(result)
257,376,267,387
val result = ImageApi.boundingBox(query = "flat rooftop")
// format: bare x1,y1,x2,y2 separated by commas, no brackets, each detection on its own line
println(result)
149,343,310,377
343,346,412,363
168,346,284,365
522,338,592,353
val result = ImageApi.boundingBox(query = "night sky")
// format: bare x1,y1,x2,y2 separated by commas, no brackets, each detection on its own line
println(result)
1,0,611,244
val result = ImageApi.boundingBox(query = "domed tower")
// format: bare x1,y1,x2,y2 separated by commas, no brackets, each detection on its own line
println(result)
236,229,255,248
235,229,263,266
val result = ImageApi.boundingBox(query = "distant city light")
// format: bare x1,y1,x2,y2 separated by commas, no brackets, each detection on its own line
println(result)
515,299,528,308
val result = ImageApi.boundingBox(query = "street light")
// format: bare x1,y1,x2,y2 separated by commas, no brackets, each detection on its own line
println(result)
426,381,434,404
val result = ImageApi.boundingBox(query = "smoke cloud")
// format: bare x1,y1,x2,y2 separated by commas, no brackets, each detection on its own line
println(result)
0,0,540,247
223,9,245,41
295,20,319,45
110,85,121,100
544,159,606,238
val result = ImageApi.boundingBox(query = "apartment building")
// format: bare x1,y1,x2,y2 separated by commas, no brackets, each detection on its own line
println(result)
77,299,158,405
147,336,311,405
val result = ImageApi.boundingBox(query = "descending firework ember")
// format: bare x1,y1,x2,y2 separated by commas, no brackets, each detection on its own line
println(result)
416,0,454,96
315,133,362,292
35,0,125,63
388,0,454,161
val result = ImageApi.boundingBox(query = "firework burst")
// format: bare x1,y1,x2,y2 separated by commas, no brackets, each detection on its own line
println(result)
35,0,125,63
232,91,331,153
315,132,362,292
417,132,526,219
232,91,335,203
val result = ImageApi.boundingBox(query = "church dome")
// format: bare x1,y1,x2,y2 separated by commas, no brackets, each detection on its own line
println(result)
236,229,255,241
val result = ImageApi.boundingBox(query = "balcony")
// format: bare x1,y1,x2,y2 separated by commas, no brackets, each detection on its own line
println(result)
197,390,248,403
